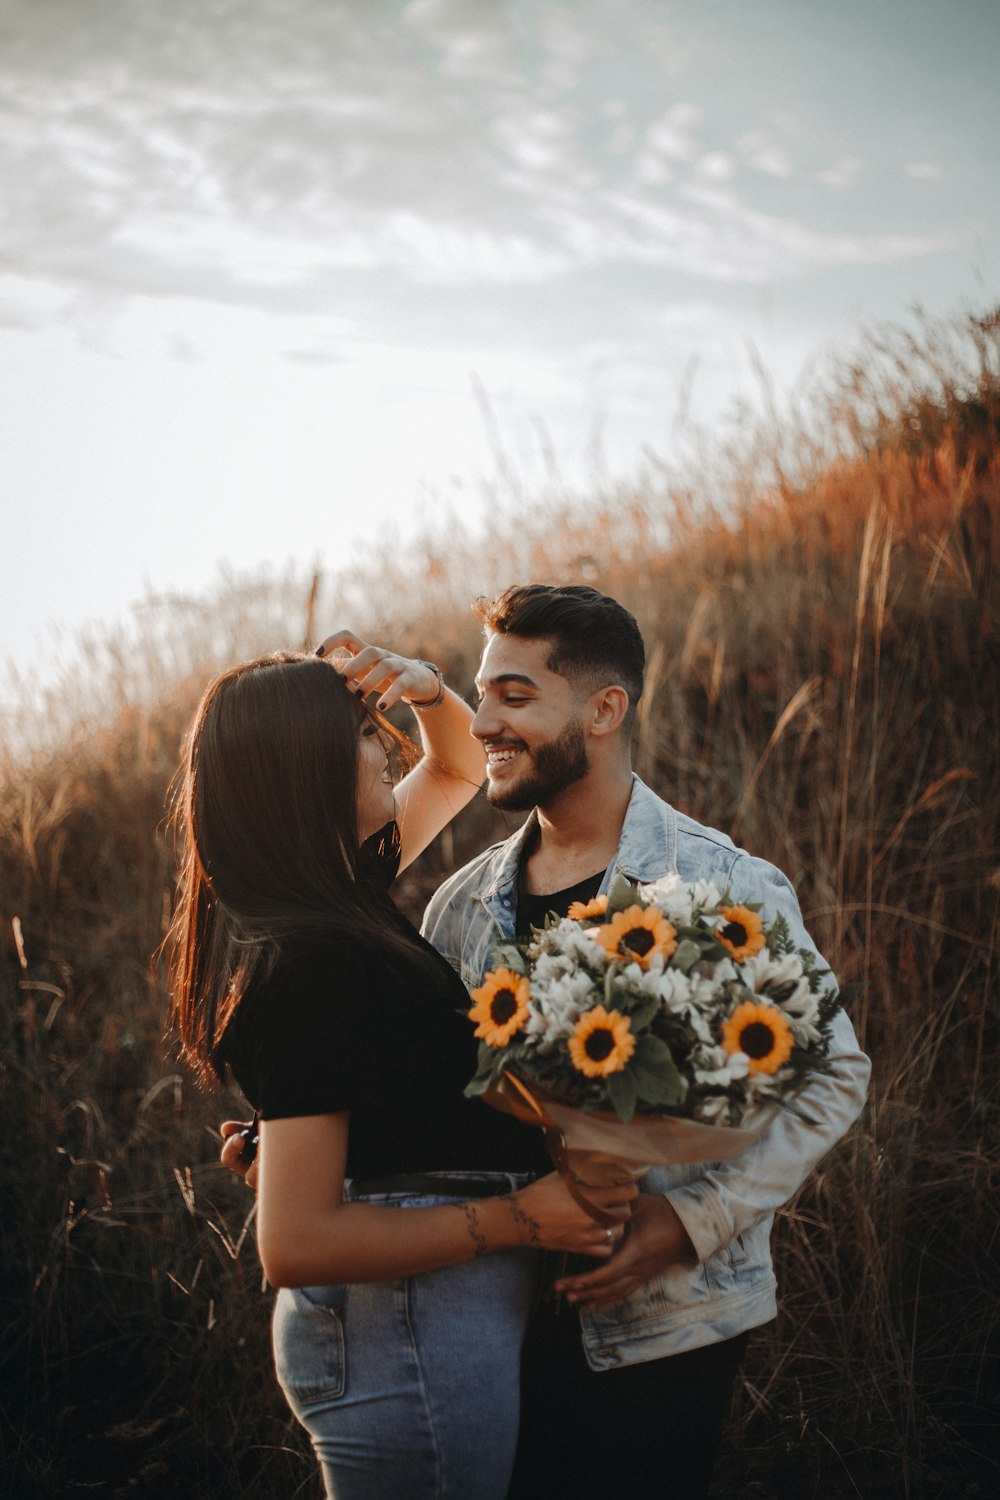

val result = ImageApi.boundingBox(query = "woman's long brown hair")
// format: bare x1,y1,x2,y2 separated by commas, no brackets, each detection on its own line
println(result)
166,652,425,1086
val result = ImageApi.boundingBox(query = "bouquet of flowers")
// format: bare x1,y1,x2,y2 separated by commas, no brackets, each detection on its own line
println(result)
464,873,846,1207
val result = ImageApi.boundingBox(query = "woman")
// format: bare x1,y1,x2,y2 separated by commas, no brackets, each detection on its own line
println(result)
168,632,633,1500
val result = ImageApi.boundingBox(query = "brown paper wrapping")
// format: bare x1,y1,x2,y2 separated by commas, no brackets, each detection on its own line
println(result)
482,1073,774,1223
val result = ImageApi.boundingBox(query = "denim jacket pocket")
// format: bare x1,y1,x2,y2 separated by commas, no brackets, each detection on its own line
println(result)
587,1255,715,1336
272,1284,346,1407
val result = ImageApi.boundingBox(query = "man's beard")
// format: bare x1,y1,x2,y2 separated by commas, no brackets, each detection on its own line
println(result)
484,720,589,812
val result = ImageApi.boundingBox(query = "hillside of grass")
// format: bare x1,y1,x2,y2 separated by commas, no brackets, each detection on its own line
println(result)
1,309,998,1499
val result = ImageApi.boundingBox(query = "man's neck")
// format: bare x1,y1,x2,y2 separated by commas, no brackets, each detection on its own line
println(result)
520,764,634,896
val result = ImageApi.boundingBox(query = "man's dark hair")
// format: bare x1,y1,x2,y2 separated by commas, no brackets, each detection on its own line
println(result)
475,584,645,725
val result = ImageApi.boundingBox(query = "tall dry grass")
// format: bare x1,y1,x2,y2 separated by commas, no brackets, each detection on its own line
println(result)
1,308,997,1498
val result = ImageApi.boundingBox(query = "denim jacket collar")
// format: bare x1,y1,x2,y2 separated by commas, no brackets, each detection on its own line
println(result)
479,775,676,938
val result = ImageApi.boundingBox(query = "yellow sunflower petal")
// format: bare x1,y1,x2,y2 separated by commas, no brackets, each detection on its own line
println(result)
594,905,677,968
567,1005,636,1077
567,894,609,920
717,905,766,961
721,1000,794,1075
468,968,531,1048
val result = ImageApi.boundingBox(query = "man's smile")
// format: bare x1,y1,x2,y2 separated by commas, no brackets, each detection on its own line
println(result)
484,743,526,771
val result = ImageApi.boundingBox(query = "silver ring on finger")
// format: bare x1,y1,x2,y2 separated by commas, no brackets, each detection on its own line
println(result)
605,1227,614,1245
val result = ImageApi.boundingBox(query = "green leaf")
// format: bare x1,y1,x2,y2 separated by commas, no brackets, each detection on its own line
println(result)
492,945,527,974
671,938,703,974
632,1034,687,1104
635,1033,674,1065
625,994,662,1031
606,872,640,915
767,913,795,955
632,1065,687,1107
607,1069,638,1123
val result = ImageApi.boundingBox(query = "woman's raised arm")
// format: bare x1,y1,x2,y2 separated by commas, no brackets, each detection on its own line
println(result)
315,629,485,869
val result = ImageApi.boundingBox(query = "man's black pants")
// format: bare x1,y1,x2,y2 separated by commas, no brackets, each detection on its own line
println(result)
508,1291,749,1500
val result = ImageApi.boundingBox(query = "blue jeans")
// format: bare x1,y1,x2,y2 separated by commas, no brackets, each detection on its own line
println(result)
271,1172,538,1500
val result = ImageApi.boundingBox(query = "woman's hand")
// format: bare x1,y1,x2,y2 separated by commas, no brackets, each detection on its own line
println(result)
501,1171,637,1257
315,630,441,711
220,1118,259,1190
314,627,485,871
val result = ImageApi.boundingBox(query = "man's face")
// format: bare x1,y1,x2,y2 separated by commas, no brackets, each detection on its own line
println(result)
472,634,590,811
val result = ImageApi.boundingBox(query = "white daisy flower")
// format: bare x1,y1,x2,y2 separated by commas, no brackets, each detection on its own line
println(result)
638,873,694,926
690,878,724,914
693,1044,750,1087
739,950,822,1042
694,1093,733,1125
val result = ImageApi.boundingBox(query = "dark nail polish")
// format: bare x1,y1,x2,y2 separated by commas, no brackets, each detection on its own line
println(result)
315,645,325,656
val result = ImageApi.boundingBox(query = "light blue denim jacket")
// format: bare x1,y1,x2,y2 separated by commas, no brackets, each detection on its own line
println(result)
422,775,871,1371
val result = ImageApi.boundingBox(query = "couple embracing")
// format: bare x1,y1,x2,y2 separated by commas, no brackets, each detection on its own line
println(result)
169,584,869,1500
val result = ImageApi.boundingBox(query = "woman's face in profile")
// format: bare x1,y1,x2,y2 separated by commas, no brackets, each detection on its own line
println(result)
355,715,396,840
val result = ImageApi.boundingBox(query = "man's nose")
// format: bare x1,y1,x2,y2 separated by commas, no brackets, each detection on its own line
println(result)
471,701,498,740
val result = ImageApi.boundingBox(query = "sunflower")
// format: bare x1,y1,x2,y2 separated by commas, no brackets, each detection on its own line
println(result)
568,1005,636,1078
595,905,678,967
468,968,531,1048
716,905,766,961
567,893,609,920
721,1001,794,1075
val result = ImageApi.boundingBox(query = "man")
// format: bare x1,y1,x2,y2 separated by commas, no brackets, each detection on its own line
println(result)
420,583,870,1500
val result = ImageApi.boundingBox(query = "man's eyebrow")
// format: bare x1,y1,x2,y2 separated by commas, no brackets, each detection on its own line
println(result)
474,673,540,692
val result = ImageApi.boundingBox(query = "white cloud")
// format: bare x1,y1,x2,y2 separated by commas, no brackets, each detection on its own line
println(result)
607,120,636,155
737,131,793,177
0,3,972,324
905,161,941,179
633,151,674,187
645,103,704,163
817,156,864,189
401,0,524,85
491,109,576,173
536,6,609,96
696,152,735,183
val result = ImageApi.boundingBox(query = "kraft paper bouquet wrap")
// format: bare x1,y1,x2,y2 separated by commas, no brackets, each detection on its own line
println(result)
464,873,846,1223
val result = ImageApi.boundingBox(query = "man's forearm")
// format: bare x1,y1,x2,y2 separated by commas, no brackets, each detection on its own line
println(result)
664,1007,870,1262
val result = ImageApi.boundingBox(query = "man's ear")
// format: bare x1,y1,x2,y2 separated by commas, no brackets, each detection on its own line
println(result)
588,684,630,736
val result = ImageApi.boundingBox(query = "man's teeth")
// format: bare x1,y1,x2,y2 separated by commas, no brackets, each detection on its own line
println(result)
487,748,521,764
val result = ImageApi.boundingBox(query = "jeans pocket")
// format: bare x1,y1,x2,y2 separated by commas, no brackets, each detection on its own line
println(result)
272,1285,346,1408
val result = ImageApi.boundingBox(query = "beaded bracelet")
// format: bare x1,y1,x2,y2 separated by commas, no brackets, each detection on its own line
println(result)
405,660,446,710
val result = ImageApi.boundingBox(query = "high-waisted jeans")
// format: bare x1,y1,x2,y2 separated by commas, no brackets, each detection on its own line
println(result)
271,1171,538,1500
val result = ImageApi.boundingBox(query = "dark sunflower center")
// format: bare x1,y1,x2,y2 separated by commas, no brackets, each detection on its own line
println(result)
621,927,655,957
490,989,518,1025
584,1028,616,1062
722,921,748,947
739,1021,777,1059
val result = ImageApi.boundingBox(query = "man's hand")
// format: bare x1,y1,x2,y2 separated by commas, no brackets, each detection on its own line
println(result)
220,1119,259,1191
554,1193,697,1309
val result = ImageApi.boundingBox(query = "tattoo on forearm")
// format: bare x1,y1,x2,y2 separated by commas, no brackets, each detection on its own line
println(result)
505,1192,543,1249
457,1202,489,1258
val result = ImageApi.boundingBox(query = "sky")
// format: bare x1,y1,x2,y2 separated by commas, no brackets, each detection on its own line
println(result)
2,0,998,679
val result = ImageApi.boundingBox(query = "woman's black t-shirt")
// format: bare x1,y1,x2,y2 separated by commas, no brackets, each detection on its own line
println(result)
217,903,548,1182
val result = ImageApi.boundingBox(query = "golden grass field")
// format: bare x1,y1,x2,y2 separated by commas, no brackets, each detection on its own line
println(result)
1,309,998,1497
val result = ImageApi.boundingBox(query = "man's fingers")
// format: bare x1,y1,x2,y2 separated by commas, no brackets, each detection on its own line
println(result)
557,1260,638,1301
556,1262,619,1294
567,1279,639,1307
